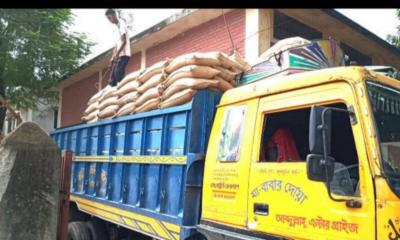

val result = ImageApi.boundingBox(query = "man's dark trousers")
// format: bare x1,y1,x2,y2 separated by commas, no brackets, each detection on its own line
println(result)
110,56,130,87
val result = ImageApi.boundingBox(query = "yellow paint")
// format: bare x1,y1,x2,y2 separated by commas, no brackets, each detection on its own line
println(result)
74,155,187,165
71,195,179,240
202,67,400,239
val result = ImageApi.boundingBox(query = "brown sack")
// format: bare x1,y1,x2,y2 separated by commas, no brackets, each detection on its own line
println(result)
117,69,144,89
135,98,160,113
137,60,169,83
115,80,141,96
82,109,99,122
116,102,136,117
212,66,240,82
98,96,119,110
217,78,234,92
98,105,119,119
88,90,104,105
162,78,219,100
99,85,117,101
87,117,99,123
218,52,248,71
135,87,163,107
165,52,222,74
137,73,164,94
163,65,220,88
160,89,197,109
117,91,140,105
84,101,99,115
229,50,251,71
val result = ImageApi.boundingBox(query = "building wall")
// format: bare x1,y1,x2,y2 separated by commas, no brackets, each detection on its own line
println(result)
146,9,245,66
61,72,98,127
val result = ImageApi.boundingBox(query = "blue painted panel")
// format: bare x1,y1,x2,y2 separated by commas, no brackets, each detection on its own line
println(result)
98,162,110,198
140,165,160,210
78,128,89,156
126,120,143,155
89,127,99,155
110,163,123,201
76,162,86,193
124,164,140,205
87,163,97,195
99,125,112,155
60,133,67,150
69,131,78,154
166,113,187,156
145,117,162,155
112,122,126,156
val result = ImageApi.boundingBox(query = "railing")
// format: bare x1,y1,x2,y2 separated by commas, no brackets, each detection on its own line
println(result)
0,95,23,135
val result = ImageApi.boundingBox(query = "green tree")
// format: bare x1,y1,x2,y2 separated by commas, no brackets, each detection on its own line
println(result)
0,9,93,131
387,9,400,48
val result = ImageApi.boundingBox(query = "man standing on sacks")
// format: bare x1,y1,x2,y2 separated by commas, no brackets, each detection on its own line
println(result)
105,9,131,87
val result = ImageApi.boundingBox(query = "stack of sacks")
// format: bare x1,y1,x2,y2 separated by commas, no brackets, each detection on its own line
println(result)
82,90,103,123
81,51,250,123
159,51,250,108
116,61,169,115
97,85,120,119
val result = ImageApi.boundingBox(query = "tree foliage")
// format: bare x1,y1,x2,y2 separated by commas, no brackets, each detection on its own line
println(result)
0,9,93,110
387,9,400,48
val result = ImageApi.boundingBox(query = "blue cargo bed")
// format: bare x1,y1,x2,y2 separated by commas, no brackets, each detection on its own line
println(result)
51,90,221,240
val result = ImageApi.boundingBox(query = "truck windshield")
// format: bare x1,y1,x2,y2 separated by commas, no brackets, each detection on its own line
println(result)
366,80,400,197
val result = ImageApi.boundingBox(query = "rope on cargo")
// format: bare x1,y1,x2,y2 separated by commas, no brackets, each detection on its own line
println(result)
221,9,236,54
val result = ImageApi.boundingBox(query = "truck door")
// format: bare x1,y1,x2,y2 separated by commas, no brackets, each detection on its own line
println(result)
247,83,376,240
202,99,258,228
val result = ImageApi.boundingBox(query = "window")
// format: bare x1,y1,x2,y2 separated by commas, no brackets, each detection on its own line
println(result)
259,103,360,197
218,105,247,162
53,108,58,129
273,11,323,40
340,42,372,66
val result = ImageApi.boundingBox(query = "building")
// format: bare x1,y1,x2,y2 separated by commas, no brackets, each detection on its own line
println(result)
2,102,57,134
57,9,400,128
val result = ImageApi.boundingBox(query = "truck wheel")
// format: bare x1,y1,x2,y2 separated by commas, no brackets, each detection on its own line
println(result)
86,219,109,240
68,221,91,240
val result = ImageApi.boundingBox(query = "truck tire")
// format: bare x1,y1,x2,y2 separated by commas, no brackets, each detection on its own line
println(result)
86,219,109,240
68,221,91,240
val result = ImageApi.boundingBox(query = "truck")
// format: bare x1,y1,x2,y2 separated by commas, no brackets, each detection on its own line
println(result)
52,65,400,240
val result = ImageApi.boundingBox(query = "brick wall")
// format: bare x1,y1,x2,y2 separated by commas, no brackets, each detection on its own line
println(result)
146,9,245,66
61,72,98,127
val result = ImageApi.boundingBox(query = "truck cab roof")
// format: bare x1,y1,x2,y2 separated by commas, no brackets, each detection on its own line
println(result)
220,66,400,106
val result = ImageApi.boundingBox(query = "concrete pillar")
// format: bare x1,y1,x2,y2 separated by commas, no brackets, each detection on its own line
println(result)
98,70,103,91
57,90,62,128
0,122,61,240
245,9,274,65
141,49,146,70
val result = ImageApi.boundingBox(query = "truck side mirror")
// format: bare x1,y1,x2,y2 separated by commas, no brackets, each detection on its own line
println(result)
309,105,332,155
306,154,334,182
307,105,333,183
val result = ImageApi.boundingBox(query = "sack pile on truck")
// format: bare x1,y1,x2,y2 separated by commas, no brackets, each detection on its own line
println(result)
81,51,250,123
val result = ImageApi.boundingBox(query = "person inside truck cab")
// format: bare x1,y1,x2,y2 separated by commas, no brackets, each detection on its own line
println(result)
261,105,360,197
105,9,131,87
265,128,301,162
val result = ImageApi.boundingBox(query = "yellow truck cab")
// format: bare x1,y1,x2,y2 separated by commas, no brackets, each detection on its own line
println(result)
198,66,400,240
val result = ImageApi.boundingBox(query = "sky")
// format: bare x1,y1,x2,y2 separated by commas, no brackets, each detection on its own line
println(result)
70,9,399,63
